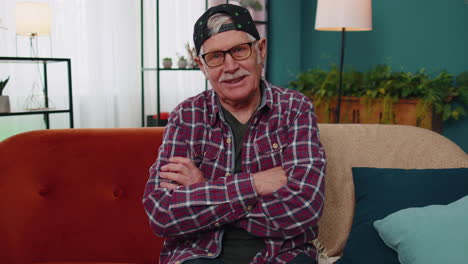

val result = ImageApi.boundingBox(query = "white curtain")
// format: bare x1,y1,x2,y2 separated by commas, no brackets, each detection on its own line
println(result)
142,0,207,120
0,0,142,135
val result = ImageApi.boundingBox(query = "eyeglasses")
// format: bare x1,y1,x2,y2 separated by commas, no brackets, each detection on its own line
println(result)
201,41,256,68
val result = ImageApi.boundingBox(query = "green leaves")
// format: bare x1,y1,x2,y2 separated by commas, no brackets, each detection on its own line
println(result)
0,76,10,96
289,65,468,122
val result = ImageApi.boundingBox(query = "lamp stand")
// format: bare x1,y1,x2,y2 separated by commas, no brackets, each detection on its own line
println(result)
336,27,346,123
23,33,54,111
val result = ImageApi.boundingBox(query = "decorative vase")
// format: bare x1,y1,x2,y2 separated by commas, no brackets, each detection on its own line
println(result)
162,59,172,69
0,95,11,113
178,59,188,69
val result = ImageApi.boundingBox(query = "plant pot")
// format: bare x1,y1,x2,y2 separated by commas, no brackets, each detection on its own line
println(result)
190,61,199,69
311,96,442,132
162,59,172,69
177,59,188,69
0,95,10,113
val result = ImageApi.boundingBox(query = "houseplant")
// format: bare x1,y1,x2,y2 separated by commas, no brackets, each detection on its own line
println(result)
0,76,10,113
177,56,188,69
239,0,263,11
290,65,468,131
185,43,198,69
162,57,172,69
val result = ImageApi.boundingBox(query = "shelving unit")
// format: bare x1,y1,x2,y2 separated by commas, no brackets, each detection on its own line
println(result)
0,56,74,129
140,0,269,126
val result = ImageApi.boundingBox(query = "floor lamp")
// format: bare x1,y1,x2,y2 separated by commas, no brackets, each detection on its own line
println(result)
315,0,372,123
16,2,53,110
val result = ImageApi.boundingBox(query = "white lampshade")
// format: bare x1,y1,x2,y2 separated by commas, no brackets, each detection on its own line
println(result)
16,2,51,36
315,0,372,31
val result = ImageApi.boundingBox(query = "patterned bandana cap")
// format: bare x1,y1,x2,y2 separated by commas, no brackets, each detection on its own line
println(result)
193,4,260,55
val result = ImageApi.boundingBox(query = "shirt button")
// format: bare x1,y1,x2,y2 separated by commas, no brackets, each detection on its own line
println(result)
247,205,253,211
215,222,220,228
226,137,232,144
207,253,214,257
272,143,279,149
225,172,231,177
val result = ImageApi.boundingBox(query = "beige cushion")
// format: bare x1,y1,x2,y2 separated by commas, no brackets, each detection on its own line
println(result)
315,124,468,257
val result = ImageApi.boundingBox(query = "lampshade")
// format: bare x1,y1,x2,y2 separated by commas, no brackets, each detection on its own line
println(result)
16,2,51,36
315,0,372,31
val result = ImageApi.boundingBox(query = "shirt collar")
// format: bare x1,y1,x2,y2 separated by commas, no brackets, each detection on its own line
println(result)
209,78,273,126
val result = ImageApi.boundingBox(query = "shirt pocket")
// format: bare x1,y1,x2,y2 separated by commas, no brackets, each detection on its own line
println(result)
253,128,289,170
192,141,225,180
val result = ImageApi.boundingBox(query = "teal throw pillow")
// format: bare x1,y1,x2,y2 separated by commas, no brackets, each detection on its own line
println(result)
374,195,468,264
337,167,468,264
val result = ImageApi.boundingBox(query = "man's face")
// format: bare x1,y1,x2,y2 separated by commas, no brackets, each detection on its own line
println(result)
196,30,266,106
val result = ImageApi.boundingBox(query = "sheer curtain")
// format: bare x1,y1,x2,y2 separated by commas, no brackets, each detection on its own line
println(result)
142,0,207,121
51,0,141,128
0,0,141,135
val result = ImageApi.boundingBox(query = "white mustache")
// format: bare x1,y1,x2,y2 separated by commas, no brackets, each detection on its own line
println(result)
218,69,251,82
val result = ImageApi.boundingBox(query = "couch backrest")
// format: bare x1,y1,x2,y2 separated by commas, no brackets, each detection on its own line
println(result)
316,124,468,257
0,128,165,264
2,125,468,262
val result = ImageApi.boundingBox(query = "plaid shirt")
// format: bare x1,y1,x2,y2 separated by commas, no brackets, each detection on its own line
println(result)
143,80,326,264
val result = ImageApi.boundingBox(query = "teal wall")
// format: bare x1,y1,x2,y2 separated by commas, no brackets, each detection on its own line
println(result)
268,0,303,84
268,0,468,153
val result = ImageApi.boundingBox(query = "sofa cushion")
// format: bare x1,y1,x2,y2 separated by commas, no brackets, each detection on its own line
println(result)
374,195,468,264
0,128,165,264
337,167,468,264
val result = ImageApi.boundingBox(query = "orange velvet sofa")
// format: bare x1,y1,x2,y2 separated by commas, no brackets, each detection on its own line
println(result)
0,128,165,264
1,125,467,264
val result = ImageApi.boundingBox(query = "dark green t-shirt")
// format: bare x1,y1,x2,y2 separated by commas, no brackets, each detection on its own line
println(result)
218,105,264,264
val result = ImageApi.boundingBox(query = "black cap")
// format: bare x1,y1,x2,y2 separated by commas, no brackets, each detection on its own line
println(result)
193,4,260,55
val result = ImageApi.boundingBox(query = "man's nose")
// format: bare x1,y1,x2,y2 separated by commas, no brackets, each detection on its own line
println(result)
223,53,240,72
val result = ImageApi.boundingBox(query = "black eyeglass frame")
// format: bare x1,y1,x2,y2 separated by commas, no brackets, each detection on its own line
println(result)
200,41,257,68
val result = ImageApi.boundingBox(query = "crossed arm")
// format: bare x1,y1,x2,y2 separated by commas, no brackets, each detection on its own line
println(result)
142,102,326,239
159,156,286,196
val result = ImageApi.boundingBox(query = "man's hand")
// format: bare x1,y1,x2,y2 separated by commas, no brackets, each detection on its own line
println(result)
159,157,206,190
252,166,287,196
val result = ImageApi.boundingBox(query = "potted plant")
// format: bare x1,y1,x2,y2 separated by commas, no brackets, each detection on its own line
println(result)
162,57,172,69
185,43,198,69
177,56,188,69
239,0,263,11
290,65,468,132
0,76,10,113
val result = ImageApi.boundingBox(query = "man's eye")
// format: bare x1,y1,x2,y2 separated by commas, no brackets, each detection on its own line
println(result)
212,53,222,58
207,52,223,60
233,46,246,53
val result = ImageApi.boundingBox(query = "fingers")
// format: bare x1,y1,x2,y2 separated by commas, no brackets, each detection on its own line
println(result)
160,172,185,184
161,162,189,175
169,156,198,170
270,166,285,173
160,181,180,190
160,157,206,187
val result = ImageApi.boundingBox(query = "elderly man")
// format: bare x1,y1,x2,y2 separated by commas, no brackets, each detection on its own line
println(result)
143,4,326,264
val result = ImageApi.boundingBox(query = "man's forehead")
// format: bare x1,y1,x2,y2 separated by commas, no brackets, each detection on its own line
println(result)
201,30,250,53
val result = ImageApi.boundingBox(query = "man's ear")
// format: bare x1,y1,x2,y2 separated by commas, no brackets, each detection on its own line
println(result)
194,56,208,78
258,38,267,63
